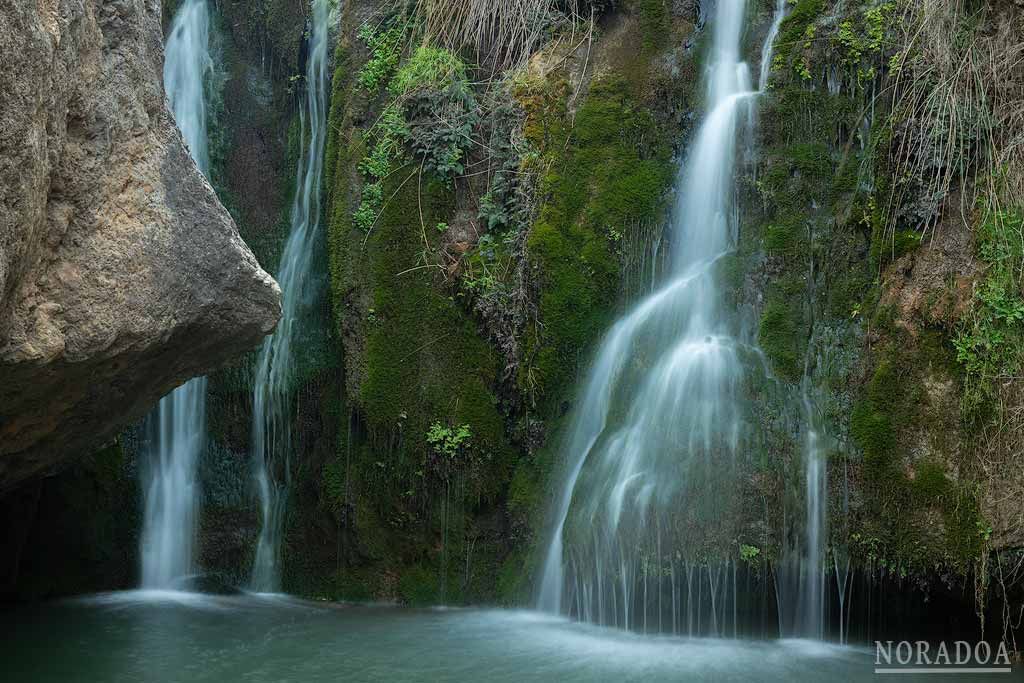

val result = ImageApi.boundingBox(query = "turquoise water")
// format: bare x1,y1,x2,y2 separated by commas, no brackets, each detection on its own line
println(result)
0,593,1015,682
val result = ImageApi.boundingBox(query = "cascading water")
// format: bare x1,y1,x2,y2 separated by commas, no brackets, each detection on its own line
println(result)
759,0,787,92
139,0,212,590
249,0,331,593
537,1,815,636
777,386,828,639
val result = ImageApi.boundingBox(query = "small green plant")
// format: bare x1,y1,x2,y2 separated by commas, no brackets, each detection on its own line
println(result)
953,208,1024,420
837,20,863,65
354,106,407,232
426,421,472,458
477,189,508,231
393,46,478,185
740,544,761,562
357,23,403,93
797,57,812,81
864,3,895,52
435,222,448,233
353,44,477,231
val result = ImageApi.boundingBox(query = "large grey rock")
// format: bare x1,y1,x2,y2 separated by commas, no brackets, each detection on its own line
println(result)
0,0,281,492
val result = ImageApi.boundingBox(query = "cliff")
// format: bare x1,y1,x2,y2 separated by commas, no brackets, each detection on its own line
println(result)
2,0,1021,638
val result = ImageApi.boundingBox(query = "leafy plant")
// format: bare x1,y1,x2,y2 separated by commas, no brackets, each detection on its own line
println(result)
353,44,478,231
393,46,478,185
953,208,1024,420
426,421,472,458
357,23,403,93
354,106,407,232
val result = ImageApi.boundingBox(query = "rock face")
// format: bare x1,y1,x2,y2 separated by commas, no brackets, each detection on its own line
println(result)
0,0,281,492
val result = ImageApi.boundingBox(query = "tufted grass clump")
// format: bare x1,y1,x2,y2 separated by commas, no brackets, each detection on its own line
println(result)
419,0,561,69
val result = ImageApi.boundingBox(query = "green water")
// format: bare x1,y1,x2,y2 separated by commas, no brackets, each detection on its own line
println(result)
0,592,1015,681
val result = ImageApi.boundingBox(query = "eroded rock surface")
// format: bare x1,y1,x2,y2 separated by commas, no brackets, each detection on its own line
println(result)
0,0,281,491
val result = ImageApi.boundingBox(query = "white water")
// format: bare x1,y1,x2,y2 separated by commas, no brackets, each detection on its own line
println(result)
759,0,787,91
538,1,810,634
249,0,331,592
139,0,213,589
800,389,827,638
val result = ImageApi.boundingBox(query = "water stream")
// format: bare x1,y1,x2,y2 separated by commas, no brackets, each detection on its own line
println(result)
249,0,331,592
759,0,787,92
537,0,814,635
139,0,213,590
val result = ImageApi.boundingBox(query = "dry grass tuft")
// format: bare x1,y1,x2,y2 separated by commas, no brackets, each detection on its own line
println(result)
418,0,578,70
884,0,1024,237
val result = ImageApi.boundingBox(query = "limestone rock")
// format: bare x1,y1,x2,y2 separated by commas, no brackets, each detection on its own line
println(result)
0,0,281,491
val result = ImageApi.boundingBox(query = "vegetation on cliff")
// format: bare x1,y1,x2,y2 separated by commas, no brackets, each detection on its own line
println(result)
2,0,1021,638
755,0,1024,624
313,0,697,603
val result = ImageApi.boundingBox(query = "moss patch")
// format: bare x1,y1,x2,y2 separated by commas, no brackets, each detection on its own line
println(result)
521,75,674,406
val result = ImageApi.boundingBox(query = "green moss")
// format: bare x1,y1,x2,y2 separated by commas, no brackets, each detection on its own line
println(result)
763,221,801,255
495,548,533,605
762,86,859,151
759,299,803,382
850,400,895,469
634,0,670,51
398,564,440,606
324,42,352,208
773,0,825,71
850,354,909,465
352,493,392,562
507,459,542,520
847,322,987,575
910,460,949,501
919,327,959,376
325,152,517,600
522,75,674,406
391,45,467,95
328,567,375,602
826,270,872,320
357,172,508,456
321,454,346,520
752,0,992,583
755,78,868,384
872,228,923,266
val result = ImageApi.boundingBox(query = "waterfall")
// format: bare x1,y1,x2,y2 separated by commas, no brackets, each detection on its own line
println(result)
800,388,827,638
249,0,331,593
537,1,807,634
139,0,212,590
759,0,787,91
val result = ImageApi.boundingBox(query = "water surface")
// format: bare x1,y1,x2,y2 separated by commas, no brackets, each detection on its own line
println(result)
5,593,1012,682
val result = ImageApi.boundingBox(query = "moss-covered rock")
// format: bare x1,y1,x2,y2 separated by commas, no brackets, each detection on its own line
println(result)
521,74,674,405
309,0,699,603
